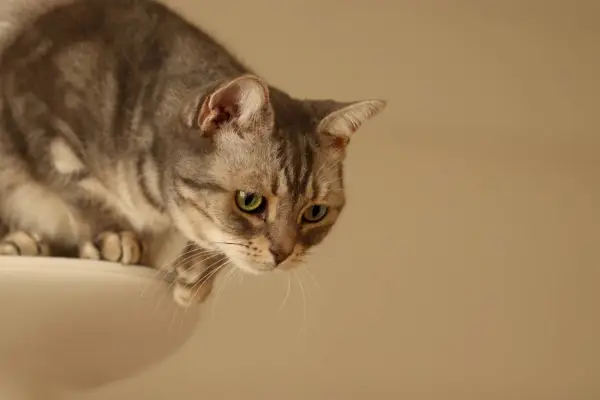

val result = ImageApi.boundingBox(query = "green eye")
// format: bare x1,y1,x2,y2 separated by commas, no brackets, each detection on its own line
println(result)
235,191,266,213
302,205,329,223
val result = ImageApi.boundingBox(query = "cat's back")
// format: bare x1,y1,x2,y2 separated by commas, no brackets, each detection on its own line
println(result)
0,0,246,190
4,0,196,67
1,0,244,83
0,0,246,159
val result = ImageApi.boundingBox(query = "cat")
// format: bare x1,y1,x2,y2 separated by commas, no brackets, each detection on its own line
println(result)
0,0,386,306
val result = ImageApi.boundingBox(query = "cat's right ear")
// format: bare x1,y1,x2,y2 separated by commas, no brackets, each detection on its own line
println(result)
194,75,270,135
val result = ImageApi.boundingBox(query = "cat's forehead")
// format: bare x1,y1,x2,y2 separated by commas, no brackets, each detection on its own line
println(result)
212,91,344,201
215,128,342,199
269,132,345,204
270,89,319,133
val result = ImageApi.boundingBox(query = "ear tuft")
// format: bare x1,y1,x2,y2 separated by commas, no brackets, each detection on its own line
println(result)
198,75,270,134
317,99,387,145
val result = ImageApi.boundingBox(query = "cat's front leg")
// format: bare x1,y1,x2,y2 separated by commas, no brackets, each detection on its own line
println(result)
172,273,218,308
169,245,225,307
79,230,142,265
0,231,51,257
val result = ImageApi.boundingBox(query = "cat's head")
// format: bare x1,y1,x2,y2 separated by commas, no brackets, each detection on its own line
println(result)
167,75,386,274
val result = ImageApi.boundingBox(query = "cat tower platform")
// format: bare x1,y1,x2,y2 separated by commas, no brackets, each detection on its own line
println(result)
0,257,201,399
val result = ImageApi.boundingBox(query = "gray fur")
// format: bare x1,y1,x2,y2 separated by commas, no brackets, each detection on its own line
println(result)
0,0,385,305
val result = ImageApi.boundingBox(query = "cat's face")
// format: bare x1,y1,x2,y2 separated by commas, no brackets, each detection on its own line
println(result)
167,75,385,275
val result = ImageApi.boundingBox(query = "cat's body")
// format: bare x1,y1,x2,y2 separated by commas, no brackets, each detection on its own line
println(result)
0,0,385,306
0,0,245,272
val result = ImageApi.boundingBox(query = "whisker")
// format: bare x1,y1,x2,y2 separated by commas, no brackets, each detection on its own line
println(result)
147,247,219,298
303,267,322,291
186,259,229,314
277,274,292,313
182,255,229,305
179,260,228,317
184,254,227,291
168,245,206,266
139,246,206,298
177,252,223,284
168,298,181,336
211,241,246,248
139,267,171,299
170,248,220,273
294,272,308,339
210,265,238,320
153,252,223,313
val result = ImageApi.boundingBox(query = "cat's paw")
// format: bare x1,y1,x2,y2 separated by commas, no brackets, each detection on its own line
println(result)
172,281,214,308
0,231,50,256
79,230,142,265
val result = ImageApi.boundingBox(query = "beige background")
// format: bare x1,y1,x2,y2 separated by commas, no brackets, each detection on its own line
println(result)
85,1,599,399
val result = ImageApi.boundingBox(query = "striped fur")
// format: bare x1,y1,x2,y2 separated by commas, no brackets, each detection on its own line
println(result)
0,0,386,306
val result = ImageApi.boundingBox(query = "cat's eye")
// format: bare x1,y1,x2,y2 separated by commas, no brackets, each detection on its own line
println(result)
302,205,329,223
235,191,266,213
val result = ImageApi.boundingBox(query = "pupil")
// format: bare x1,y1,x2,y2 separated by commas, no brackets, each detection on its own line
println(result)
245,195,255,206
312,206,320,218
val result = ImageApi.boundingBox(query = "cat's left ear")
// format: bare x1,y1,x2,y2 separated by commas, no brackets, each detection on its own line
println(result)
317,100,387,148
196,75,270,134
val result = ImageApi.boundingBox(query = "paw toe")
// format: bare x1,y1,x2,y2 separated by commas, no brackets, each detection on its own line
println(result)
172,281,213,308
79,241,101,260
173,283,194,308
0,241,20,256
89,231,142,265
94,232,122,262
0,231,50,256
119,231,142,265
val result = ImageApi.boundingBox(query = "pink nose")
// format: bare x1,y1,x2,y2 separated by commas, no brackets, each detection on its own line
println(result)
269,246,293,266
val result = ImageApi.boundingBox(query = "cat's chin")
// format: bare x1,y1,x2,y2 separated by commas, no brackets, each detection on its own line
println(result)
214,246,276,275
230,260,273,276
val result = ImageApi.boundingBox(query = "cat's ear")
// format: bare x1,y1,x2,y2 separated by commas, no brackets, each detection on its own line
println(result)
197,75,270,134
317,100,387,148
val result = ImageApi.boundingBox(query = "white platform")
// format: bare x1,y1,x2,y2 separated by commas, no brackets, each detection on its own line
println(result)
0,257,201,399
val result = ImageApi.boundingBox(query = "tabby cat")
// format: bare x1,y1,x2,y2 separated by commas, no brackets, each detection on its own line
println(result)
0,0,386,306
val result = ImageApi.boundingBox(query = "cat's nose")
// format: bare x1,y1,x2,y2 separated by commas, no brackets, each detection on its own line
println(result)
269,245,293,266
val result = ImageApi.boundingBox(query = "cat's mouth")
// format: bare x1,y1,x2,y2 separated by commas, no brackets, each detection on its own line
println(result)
215,242,302,275
224,255,274,275
176,225,284,275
